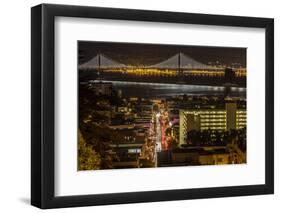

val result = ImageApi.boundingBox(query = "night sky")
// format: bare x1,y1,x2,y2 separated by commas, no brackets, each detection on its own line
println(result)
78,41,246,67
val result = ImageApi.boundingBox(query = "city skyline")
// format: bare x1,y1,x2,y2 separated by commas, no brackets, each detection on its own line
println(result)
78,41,247,171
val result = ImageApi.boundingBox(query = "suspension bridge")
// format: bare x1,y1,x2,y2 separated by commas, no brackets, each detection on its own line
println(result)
79,53,246,86
79,53,227,71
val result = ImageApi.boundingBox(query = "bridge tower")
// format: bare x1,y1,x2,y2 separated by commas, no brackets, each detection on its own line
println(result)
178,52,180,75
178,52,184,78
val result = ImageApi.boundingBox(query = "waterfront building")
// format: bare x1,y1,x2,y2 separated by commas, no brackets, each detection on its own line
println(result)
88,81,113,96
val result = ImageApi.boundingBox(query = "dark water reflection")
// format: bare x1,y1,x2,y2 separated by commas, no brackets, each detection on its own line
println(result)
95,80,246,98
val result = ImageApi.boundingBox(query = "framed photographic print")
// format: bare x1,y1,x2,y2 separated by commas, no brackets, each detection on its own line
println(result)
31,4,274,209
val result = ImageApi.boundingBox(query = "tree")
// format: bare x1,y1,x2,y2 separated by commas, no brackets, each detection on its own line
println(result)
168,138,179,150
165,127,172,136
78,130,101,170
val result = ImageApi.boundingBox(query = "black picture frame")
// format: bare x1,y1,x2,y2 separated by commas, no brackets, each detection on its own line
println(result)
31,3,274,209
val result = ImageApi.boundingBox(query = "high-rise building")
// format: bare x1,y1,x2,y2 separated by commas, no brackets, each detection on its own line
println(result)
179,102,246,145
225,67,235,83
